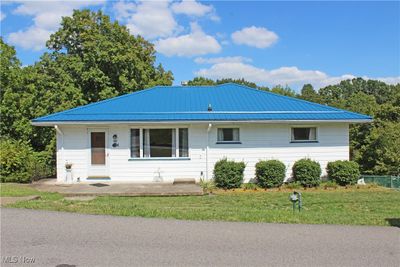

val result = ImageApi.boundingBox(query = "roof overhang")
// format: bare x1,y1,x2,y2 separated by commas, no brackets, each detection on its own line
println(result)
32,119,373,127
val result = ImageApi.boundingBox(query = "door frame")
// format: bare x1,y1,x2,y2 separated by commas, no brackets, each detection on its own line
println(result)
87,128,109,177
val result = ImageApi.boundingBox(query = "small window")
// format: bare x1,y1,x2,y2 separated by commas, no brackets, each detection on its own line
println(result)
130,129,140,158
179,128,189,157
217,128,240,142
291,127,317,142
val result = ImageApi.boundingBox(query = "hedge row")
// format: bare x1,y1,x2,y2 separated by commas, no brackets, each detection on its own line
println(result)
213,158,360,189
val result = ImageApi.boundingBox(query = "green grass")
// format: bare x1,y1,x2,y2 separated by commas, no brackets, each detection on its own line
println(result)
1,183,399,226
1,183,43,197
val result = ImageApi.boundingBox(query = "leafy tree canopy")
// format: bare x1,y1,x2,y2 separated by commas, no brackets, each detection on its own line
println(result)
47,9,173,102
186,77,269,91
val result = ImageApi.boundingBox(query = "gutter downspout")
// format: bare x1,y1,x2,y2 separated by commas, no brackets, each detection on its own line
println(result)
54,125,64,182
206,123,212,180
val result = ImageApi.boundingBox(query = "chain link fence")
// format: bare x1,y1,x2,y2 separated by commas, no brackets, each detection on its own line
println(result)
360,175,400,189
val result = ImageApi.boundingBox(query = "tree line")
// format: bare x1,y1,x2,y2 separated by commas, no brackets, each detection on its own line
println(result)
1,9,399,181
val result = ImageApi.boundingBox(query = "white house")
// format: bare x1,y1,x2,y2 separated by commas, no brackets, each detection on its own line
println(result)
32,83,371,184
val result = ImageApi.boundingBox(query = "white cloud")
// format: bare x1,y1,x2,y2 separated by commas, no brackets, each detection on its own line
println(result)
231,26,278,48
7,0,104,51
376,76,400,85
9,27,53,51
194,56,252,64
114,1,181,39
171,0,219,21
0,11,6,21
195,62,400,89
113,1,136,21
113,0,219,40
155,22,221,57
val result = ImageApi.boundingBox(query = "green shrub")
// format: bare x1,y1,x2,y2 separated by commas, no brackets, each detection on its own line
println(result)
327,160,360,186
0,139,34,183
0,138,55,183
255,160,286,188
292,158,322,187
31,150,55,181
213,158,246,189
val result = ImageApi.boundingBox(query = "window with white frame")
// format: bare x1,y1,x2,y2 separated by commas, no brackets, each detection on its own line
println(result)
130,128,189,158
217,128,240,143
130,129,140,158
179,128,189,157
291,127,317,142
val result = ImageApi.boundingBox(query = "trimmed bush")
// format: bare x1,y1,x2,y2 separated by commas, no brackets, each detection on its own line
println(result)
327,160,360,186
213,158,246,189
292,158,322,187
255,160,286,188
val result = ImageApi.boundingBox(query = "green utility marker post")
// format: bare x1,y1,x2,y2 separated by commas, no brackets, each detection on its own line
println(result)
289,191,302,212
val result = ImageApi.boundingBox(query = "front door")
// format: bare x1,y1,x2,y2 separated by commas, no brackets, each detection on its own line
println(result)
88,129,109,178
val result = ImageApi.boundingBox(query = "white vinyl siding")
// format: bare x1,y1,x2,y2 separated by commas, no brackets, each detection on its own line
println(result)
56,123,349,183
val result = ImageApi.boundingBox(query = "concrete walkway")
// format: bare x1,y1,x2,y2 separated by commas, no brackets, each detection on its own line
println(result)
1,208,399,267
31,179,203,196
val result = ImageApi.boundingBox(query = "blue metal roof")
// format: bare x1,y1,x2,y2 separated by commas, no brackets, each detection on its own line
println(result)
32,83,372,123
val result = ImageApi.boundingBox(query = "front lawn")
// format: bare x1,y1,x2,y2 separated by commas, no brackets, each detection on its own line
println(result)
1,183,399,226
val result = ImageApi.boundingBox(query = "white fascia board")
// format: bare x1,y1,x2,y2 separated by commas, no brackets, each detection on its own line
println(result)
31,119,372,127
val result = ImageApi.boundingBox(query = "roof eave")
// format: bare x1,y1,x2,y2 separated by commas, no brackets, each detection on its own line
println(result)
31,118,373,126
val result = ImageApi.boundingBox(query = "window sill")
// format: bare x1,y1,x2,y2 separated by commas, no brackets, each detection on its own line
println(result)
216,141,242,144
290,140,319,143
128,157,191,161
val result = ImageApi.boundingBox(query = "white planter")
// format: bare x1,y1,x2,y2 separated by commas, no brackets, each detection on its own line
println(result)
65,169,73,184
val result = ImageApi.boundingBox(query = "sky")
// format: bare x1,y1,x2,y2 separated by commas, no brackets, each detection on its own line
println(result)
1,0,399,90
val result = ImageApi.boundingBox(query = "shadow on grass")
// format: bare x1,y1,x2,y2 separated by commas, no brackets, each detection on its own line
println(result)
385,218,400,227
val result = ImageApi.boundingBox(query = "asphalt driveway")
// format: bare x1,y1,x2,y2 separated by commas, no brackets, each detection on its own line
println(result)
1,208,399,267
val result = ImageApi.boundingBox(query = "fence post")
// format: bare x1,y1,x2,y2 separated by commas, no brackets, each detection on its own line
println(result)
391,176,393,189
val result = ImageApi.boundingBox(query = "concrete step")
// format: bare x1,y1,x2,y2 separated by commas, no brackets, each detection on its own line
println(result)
173,178,196,185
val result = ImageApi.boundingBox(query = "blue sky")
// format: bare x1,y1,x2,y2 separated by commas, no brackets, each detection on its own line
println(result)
1,1,399,90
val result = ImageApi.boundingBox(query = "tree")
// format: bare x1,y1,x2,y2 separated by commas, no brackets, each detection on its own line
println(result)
46,9,173,102
0,38,21,99
317,78,400,175
186,77,216,86
270,85,297,97
299,84,321,103
1,9,175,171
358,122,400,175
186,77,270,91
345,92,378,117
